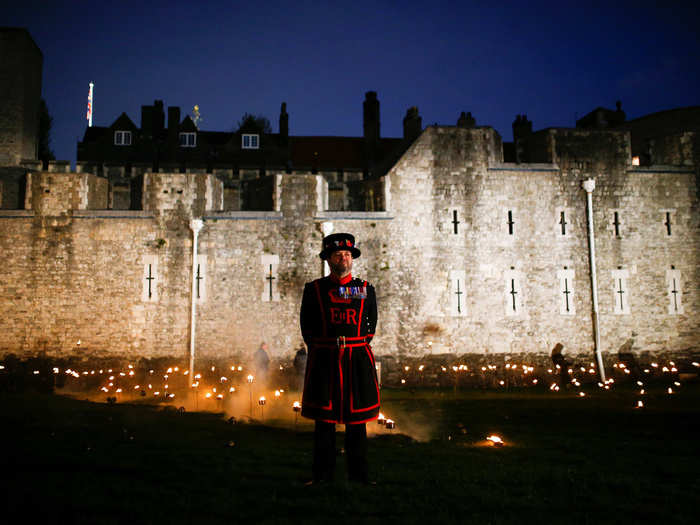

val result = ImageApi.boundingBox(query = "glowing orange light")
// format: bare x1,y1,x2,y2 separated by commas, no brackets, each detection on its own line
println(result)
486,435,504,446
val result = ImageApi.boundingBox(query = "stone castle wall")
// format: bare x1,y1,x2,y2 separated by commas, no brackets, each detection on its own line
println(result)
0,29,42,165
0,127,698,367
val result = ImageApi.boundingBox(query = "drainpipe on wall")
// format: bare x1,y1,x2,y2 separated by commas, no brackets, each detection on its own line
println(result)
188,219,204,380
582,179,606,382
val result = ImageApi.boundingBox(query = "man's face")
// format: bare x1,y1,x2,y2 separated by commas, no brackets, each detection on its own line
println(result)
328,250,353,277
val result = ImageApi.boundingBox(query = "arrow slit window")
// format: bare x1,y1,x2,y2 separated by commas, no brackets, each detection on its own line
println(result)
142,256,158,302
664,211,673,236
261,254,280,302
195,255,207,302
504,268,522,316
666,268,683,315
507,210,514,235
449,270,466,316
449,208,460,234
557,268,575,315
555,207,571,238
612,269,630,314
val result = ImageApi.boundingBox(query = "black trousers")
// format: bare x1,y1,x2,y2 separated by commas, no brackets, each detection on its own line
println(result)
313,421,368,482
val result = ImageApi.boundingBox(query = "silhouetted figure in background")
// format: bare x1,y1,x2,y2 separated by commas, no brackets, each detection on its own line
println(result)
551,343,572,387
293,343,307,391
254,342,270,384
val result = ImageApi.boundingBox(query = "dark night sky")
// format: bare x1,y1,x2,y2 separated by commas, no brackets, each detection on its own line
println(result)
6,1,699,166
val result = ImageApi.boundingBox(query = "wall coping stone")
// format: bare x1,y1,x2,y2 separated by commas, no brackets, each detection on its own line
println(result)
203,211,283,220
488,163,560,172
314,211,394,221
72,210,155,219
627,166,695,174
0,210,34,218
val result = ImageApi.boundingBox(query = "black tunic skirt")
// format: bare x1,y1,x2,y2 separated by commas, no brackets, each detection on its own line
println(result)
300,275,380,424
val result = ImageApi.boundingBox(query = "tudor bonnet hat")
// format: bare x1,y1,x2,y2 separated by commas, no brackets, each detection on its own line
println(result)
319,233,361,260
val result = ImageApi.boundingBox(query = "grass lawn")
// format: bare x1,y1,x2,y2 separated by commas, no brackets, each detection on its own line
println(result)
1,385,698,524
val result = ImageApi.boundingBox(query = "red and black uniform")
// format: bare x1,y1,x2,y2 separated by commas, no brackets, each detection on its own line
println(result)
300,273,380,424
300,272,380,483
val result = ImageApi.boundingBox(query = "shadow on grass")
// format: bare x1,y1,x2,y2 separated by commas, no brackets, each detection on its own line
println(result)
1,387,698,524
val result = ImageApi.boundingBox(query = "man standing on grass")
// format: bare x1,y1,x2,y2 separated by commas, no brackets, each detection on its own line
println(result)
300,233,380,485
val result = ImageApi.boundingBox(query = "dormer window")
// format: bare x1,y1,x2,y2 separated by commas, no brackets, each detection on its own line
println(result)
114,130,132,146
179,132,197,147
242,134,259,149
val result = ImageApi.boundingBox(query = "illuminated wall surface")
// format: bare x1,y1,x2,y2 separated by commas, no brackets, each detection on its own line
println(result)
0,126,698,361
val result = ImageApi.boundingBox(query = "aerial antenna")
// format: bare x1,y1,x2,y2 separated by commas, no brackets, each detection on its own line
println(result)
86,82,94,127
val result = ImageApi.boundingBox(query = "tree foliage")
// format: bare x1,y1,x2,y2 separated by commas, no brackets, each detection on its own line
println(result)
235,113,272,134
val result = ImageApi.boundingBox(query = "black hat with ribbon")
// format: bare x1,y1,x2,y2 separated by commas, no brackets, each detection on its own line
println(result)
319,233,361,260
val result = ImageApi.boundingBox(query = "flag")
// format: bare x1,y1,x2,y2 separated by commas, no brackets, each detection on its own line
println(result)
86,82,93,125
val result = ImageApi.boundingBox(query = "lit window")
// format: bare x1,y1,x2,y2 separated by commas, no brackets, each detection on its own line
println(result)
179,132,197,147
242,134,259,149
632,156,640,166
114,131,132,146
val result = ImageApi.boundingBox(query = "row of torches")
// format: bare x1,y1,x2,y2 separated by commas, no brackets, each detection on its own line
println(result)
17,363,401,430
3,358,697,433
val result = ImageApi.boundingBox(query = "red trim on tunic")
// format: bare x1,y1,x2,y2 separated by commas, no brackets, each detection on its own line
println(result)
338,344,344,418
356,280,367,337
330,273,353,285
349,345,381,413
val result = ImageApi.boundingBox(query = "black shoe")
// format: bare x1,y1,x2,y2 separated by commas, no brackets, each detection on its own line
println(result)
303,477,332,487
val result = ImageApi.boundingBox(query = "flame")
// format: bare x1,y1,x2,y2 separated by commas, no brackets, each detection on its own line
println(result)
486,435,504,446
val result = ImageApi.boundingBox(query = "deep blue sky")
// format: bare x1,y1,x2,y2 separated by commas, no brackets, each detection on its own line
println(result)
6,1,699,165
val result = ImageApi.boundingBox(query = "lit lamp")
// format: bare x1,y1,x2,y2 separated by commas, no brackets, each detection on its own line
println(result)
385,419,395,430
292,401,301,428
486,435,504,447
377,412,386,425
247,375,254,417
259,396,266,421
